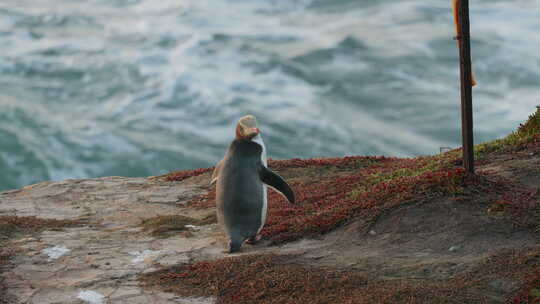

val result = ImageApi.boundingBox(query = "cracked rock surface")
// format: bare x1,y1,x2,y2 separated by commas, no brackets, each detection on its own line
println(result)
0,176,219,304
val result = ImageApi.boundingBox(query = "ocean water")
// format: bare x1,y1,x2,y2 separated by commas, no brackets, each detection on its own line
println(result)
0,0,539,191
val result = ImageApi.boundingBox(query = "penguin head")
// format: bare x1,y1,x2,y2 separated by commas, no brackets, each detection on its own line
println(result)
236,115,260,140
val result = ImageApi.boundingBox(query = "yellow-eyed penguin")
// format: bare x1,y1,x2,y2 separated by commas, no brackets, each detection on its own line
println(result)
211,115,295,253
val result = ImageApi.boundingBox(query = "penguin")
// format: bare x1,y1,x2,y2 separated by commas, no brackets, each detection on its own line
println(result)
211,115,295,253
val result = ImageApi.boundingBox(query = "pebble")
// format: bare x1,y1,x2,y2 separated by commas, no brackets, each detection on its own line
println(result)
449,245,461,252
77,290,105,304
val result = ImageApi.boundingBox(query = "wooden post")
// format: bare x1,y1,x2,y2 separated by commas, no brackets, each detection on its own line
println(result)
454,0,475,174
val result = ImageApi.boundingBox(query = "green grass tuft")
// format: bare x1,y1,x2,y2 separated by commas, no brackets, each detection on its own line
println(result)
475,106,540,157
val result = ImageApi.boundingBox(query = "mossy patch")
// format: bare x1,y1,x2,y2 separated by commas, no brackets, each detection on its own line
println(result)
0,215,81,240
527,288,540,303
140,213,217,238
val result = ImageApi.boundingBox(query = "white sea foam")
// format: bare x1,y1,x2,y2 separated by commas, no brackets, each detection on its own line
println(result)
0,0,539,191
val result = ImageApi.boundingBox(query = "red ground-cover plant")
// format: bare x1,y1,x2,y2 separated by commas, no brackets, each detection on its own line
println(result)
164,156,382,182
178,141,540,245
187,187,216,209
178,153,536,244
261,154,478,244
140,245,540,304
141,253,490,304
165,167,214,182
178,156,390,209
513,270,540,304
142,254,369,303
473,169,540,231
267,155,385,170
455,246,540,304
171,148,540,245
0,215,80,235
176,152,477,244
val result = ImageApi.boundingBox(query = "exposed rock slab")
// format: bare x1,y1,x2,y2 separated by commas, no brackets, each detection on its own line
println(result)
0,177,219,304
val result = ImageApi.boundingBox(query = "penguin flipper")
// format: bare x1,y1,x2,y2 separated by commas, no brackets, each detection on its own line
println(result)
258,165,295,204
210,159,224,185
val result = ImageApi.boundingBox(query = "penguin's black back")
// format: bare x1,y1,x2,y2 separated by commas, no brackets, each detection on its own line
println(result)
216,139,265,242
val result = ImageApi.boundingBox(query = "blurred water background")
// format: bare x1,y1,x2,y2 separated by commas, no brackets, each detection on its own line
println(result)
0,0,539,191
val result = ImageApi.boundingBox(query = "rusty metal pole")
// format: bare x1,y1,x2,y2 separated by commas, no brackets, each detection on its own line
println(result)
456,0,475,174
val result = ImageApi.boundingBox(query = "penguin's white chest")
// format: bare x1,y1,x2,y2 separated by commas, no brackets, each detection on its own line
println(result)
252,135,268,233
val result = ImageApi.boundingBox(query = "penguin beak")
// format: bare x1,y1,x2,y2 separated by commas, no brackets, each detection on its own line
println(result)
246,127,260,139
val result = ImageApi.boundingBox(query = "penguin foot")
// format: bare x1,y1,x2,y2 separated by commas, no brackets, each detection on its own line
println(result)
245,235,261,245
228,241,242,253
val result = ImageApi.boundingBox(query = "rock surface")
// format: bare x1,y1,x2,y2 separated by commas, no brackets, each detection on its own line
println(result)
0,177,220,304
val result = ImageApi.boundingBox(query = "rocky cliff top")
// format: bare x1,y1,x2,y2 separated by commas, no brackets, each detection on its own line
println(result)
1,109,540,304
